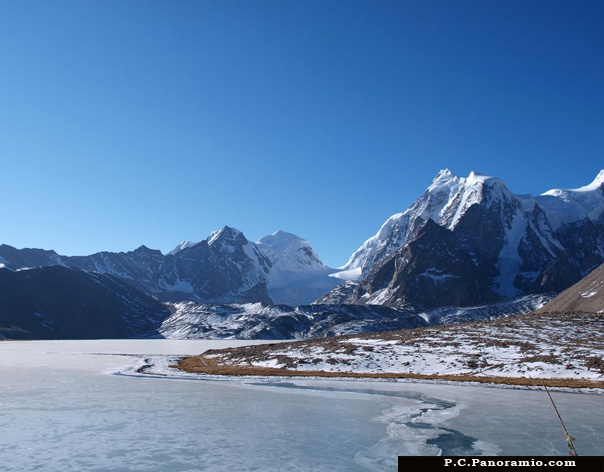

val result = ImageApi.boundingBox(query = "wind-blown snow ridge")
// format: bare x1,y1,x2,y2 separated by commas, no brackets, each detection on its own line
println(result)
537,170,604,230
542,169,604,195
167,240,198,255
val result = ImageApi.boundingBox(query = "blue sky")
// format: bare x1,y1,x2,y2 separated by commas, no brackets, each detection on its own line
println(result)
1,1,602,267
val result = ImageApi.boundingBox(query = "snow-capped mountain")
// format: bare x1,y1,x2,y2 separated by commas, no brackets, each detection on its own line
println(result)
64,227,274,304
342,169,466,275
255,230,341,305
536,170,604,230
0,227,341,306
341,169,565,279
328,169,604,310
0,226,273,304
167,240,198,255
196,226,273,303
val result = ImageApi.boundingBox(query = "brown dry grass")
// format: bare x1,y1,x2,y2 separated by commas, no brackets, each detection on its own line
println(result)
175,355,604,390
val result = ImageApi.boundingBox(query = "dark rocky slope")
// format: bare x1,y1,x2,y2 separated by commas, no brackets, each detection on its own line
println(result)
537,262,604,314
0,266,170,339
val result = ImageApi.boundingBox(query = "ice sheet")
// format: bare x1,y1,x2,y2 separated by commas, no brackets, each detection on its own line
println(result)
1,340,603,472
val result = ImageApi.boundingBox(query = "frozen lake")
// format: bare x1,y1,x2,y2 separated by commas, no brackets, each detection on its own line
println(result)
1,340,602,471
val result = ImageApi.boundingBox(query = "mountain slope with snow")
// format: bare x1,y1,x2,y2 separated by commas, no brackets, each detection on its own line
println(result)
159,294,548,340
0,227,341,307
328,169,604,311
255,231,341,305
342,169,466,275
0,226,273,304
537,170,604,230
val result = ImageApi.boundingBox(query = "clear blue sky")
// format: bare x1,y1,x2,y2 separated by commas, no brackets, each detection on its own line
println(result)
1,1,602,267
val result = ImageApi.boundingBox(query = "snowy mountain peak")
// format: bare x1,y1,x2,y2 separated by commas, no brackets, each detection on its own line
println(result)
333,169,604,311
256,230,325,269
453,171,512,212
429,168,455,184
258,230,311,250
258,230,305,246
426,169,463,194
255,230,341,305
167,240,198,256
466,171,497,186
574,169,604,192
345,169,526,276
343,170,466,273
542,170,604,197
207,226,244,247
537,171,604,229
427,170,505,193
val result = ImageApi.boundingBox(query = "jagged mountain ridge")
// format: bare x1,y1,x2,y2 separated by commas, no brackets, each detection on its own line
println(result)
327,169,604,310
0,227,339,306
0,226,273,304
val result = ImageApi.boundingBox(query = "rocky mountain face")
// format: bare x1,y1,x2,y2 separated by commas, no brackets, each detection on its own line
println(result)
328,170,604,311
159,302,424,339
344,169,466,274
158,294,549,340
0,226,273,304
0,246,67,270
0,227,340,307
0,266,170,339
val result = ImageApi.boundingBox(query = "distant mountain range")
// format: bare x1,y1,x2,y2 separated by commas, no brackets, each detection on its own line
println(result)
1,169,602,339
0,227,340,306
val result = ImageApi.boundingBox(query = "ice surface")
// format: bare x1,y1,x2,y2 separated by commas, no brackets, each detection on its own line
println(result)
1,340,603,472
